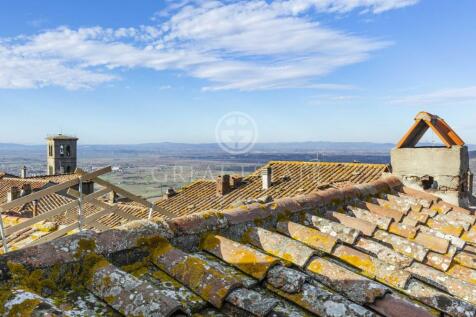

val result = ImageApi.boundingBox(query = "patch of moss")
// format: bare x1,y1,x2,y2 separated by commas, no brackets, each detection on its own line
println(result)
136,235,170,251
6,261,58,295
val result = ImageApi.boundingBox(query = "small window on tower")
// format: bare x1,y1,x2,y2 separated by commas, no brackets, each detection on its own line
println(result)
66,145,71,157
66,166,71,173
49,145,53,157
60,145,64,156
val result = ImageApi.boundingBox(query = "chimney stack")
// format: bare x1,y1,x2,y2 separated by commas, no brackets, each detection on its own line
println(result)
216,175,231,196
108,191,118,204
107,191,118,204
7,187,20,202
20,166,27,179
20,184,32,196
261,167,272,190
32,200,39,217
231,175,243,188
165,187,177,199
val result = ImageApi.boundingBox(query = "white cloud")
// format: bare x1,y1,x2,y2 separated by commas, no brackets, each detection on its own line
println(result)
390,86,476,106
0,0,418,90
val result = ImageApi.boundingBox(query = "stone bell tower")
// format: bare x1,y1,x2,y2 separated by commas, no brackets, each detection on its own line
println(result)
46,134,78,175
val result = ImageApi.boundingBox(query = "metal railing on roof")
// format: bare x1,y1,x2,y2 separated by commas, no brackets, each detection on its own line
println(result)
0,166,174,253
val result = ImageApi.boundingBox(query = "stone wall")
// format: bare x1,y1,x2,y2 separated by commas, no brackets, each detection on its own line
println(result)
391,146,471,206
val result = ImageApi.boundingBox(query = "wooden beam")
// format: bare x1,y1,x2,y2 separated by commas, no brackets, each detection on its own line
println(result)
67,188,140,221
396,119,429,148
76,168,175,218
4,188,111,236
28,207,115,246
0,167,112,212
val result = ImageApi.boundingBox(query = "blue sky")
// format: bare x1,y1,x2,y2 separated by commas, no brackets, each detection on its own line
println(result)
0,0,475,144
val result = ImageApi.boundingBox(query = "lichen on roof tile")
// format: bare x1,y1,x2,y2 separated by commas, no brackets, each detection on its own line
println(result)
200,233,280,281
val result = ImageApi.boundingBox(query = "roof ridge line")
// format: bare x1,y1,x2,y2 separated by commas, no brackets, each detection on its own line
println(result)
0,176,403,271
268,160,388,167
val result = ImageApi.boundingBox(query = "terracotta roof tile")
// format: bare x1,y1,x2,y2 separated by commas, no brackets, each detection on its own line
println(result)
276,220,338,254
155,161,389,217
325,210,377,236
1,175,476,316
414,232,450,254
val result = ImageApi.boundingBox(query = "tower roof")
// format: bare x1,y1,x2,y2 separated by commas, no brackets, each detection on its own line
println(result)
46,134,78,141
396,111,465,148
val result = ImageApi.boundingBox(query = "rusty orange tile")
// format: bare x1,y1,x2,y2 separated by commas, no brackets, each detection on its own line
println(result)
388,223,418,239
400,187,440,205
410,204,423,213
276,221,337,254
373,230,428,262
461,229,476,244
326,211,377,236
306,257,388,305
373,197,410,214
430,202,452,214
406,211,429,224
424,249,455,272
363,202,404,222
413,232,449,254
354,237,413,268
454,251,476,269
151,241,243,308
426,219,464,237
418,226,466,250
332,245,410,289
370,293,439,317
304,214,360,245
420,208,437,218
407,262,476,306
200,234,280,281
447,264,476,285
243,227,317,268
401,216,419,227
465,245,476,253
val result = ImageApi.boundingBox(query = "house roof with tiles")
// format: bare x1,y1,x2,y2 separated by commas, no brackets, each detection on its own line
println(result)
1,176,475,316
0,199,152,252
156,161,389,217
0,170,155,252
0,173,80,205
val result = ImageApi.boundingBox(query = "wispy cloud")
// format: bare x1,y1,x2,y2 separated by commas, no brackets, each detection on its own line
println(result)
390,86,476,106
0,0,418,91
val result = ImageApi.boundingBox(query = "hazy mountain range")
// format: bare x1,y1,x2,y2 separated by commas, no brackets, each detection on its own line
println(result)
3,141,474,155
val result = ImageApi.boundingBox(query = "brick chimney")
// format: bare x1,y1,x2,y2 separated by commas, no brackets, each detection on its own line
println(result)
20,166,27,179
7,187,20,202
216,175,231,196
108,191,118,203
231,175,243,188
164,187,177,199
20,184,32,196
261,167,272,190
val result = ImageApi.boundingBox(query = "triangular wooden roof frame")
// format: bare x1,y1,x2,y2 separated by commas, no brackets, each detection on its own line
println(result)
396,112,465,148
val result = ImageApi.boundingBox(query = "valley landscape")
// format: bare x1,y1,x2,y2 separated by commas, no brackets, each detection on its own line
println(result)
1,142,474,200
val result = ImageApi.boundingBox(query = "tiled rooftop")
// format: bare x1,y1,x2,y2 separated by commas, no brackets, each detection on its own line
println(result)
0,173,80,206
156,161,389,217
1,176,475,316
0,171,152,252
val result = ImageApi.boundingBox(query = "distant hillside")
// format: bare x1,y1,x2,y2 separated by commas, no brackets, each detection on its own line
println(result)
0,141,395,155
0,142,474,159
470,151,476,159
